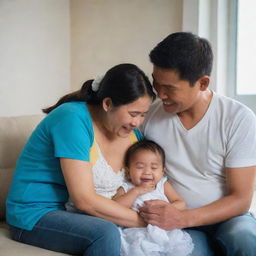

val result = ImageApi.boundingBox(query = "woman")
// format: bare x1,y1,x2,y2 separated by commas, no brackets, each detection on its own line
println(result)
6,63,155,256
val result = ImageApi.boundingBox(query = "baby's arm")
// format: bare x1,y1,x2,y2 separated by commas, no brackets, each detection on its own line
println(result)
164,182,186,210
113,182,155,209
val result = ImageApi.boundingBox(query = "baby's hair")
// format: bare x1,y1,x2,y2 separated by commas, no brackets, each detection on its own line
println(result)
124,139,165,168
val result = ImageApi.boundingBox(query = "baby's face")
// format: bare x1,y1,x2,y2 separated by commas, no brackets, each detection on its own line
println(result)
128,149,164,186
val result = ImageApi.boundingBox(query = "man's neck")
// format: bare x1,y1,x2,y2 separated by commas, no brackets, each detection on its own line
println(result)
177,90,213,130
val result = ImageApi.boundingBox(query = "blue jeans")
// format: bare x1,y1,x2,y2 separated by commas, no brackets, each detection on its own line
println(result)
186,213,256,256
10,210,121,256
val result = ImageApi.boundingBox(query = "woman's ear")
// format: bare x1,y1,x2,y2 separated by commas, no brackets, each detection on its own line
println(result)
102,97,113,112
199,76,210,91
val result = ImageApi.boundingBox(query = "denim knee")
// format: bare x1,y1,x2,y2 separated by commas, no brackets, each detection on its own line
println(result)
86,220,121,256
215,213,256,256
185,229,214,256
10,211,121,256
100,221,121,249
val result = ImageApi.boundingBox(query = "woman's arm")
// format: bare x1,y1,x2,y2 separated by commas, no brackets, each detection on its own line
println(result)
164,182,186,210
113,182,155,208
61,158,146,227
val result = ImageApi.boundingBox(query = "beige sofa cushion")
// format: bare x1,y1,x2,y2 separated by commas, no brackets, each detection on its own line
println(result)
0,168,14,220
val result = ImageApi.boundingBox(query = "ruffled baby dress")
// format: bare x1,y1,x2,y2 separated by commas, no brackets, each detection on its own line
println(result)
119,177,194,256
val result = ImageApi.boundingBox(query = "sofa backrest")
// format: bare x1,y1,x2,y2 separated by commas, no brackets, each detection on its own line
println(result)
0,115,44,221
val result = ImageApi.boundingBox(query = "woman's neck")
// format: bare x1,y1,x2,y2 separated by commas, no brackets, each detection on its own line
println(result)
87,104,117,141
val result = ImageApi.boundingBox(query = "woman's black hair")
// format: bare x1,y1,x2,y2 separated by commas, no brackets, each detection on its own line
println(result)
43,63,156,114
124,139,166,168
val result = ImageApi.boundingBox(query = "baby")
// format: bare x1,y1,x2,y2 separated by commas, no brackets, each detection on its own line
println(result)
113,139,194,256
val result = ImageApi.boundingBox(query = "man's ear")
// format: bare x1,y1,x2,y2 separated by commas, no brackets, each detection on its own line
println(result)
102,97,113,112
199,76,210,91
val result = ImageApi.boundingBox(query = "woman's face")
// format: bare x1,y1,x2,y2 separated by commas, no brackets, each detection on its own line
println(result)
104,95,152,138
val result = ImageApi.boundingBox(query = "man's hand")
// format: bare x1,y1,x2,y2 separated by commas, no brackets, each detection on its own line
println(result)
139,200,187,230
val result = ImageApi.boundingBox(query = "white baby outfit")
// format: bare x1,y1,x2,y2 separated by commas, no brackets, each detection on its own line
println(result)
119,177,194,256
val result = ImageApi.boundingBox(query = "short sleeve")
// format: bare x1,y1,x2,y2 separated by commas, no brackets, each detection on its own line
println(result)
225,110,256,168
50,111,93,161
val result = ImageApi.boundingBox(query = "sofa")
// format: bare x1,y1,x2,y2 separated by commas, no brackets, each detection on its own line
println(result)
0,114,255,255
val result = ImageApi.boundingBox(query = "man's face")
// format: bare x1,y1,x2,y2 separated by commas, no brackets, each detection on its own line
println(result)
152,66,202,115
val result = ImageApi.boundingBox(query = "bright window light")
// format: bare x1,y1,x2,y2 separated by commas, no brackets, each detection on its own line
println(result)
236,0,256,95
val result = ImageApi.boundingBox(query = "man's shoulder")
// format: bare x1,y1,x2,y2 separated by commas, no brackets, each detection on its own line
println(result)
214,93,255,117
212,93,256,134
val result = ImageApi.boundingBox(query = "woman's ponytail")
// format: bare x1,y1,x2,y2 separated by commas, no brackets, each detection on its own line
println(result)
42,80,94,114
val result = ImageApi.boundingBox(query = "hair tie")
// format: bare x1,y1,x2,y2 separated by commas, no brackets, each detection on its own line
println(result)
92,75,104,92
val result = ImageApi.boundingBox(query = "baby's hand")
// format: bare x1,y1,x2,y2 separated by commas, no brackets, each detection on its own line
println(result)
136,181,155,195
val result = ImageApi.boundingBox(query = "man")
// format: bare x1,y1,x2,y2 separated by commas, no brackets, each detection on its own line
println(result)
140,32,256,255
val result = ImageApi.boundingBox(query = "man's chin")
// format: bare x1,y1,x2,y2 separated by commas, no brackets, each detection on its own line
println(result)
162,104,178,114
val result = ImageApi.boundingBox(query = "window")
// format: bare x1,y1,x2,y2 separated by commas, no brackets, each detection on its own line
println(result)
182,0,256,113
233,0,256,112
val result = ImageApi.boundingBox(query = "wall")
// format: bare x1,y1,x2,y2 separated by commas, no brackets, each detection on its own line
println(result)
0,0,182,116
0,0,70,117
70,0,182,90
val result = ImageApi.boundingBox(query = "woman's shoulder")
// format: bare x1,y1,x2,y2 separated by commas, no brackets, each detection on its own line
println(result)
53,101,89,116
40,102,94,139
45,102,91,124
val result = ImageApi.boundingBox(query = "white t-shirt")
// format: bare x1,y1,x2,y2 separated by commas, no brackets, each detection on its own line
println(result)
140,92,256,209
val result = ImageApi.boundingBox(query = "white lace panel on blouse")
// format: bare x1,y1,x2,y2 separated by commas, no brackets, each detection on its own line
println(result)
93,142,125,199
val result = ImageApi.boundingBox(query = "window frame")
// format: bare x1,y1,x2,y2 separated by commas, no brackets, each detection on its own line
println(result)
182,0,256,113
229,0,256,112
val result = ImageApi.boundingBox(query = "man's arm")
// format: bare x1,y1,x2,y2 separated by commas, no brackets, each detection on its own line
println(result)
139,166,256,230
